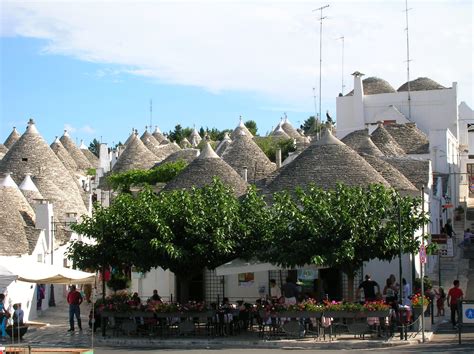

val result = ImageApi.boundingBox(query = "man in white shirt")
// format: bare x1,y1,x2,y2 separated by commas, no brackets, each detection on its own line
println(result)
269,279,282,301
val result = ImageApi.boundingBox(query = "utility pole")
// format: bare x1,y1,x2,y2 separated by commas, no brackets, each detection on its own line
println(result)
313,5,329,132
337,36,345,95
149,99,153,130
404,0,412,120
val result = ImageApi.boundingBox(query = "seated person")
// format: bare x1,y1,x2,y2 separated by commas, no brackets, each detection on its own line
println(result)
13,303,24,326
131,292,141,305
149,289,162,303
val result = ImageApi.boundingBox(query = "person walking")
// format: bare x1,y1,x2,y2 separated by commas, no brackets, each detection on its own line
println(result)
269,279,282,301
356,274,380,302
67,285,83,332
281,277,300,304
444,219,455,238
447,279,464,328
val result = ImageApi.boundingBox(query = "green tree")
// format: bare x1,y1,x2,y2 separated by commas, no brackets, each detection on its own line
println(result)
254,137,296,162
68,179,268,302
168,125,193,143
107,160,187,192
244,120,258,136
300,116,325,136
88,138,101,157
259,184,428,301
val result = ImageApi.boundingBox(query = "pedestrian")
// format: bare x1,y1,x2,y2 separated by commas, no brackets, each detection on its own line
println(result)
435,287,446,317
356,274,380,302
447,279,464,328
13,303,24,326
281,277,300,304
269,279,282,301
0,294,10,339
150,289,162,303
67,285,83,332
459,229,473,248
36,284,45,311
402,278,411,307
444,219,455,238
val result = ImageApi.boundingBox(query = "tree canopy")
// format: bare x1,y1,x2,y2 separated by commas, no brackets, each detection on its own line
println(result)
244,120,258,135
88,138,101,157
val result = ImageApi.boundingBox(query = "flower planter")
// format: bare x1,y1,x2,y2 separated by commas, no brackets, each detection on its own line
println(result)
101,310,155,318
277,311,322,319
362,310,391,318
323,311,357,318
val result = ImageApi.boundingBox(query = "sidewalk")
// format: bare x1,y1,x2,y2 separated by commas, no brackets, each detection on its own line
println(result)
9,301,432,350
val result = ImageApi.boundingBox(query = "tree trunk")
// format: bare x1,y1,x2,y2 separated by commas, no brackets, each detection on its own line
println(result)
346,272,355,302
178,278,191,303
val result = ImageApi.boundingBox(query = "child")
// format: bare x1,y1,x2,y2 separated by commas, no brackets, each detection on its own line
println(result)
436,287,446,317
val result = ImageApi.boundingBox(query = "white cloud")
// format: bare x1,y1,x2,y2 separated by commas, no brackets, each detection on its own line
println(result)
80,125,96,135
2,0,472,111
63,123,95,135
64,123,76,134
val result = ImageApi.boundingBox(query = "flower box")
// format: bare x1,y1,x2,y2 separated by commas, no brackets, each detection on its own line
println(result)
323,311,357,318
362,310,390,318
276,311,322,319
101,310,155,318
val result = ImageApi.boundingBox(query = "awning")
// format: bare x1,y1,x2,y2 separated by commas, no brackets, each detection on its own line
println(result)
0,258,96,285
0,264,18,292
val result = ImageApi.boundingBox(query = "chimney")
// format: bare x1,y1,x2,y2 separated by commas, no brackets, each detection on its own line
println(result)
242,167,248,182
99,143,110,173
35,199,54,253
352,71,365,131
276,148,282,168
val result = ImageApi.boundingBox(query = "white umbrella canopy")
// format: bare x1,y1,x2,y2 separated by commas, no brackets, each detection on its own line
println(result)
1,258,95,285
0,264,18,293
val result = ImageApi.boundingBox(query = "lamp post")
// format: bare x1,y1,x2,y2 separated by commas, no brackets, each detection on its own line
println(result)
397,196,403,304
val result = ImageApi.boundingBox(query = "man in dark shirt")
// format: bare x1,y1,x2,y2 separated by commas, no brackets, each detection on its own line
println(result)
67,285,83,332
356,274,380,302
281,277,300,304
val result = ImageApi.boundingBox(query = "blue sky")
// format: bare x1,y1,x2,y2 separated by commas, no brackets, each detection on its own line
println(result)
1,0,472,146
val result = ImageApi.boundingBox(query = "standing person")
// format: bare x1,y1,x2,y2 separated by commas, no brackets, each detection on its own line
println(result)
402,278,411,307
36,284,45,311
13,303,24,326
435,287,446,317
269,279,282,301
150,289,162,302
67,285,83,332
444,219,455,238
0,294,9,339
447,280,464,328
281,277,300,304
356,275,380,302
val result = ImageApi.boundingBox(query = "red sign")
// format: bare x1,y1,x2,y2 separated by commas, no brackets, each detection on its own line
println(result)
442,204,454,209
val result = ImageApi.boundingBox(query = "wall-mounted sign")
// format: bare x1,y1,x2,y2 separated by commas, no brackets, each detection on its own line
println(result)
238,272,254,287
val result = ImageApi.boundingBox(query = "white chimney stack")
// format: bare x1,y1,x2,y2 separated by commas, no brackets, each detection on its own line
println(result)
276,148,282,168
243,167,248,182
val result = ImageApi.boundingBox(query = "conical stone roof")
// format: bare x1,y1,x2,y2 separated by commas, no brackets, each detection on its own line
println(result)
180,137,191,149
398,77,446,92
153,148,200,168
0,119,88,221
271,122,291,140
189,128,202,147
153,142,181,161
80,140,100,168
360,153,418,193
152,126,166,144
51,137,78,173
19,173,44,207
215,133,232,156
112,134,160,173
124,129,138,146
0,173,35,255
281,117,304,142
267,130,390,193
140,130,162,157
0,144,7,160
384,123,430,154
60,131,93,171
163,143,249,196
221,131,276,182
4,127,21,149
370,125,406,156
382,156,430,190
346,77,396,96
231,119,253,140
341,129,384,157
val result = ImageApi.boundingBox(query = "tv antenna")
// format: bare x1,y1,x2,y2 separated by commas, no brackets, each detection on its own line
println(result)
149,99,153,130
404,0,412,120
337,36,345,95
313,4,329,130
312,87,320,140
